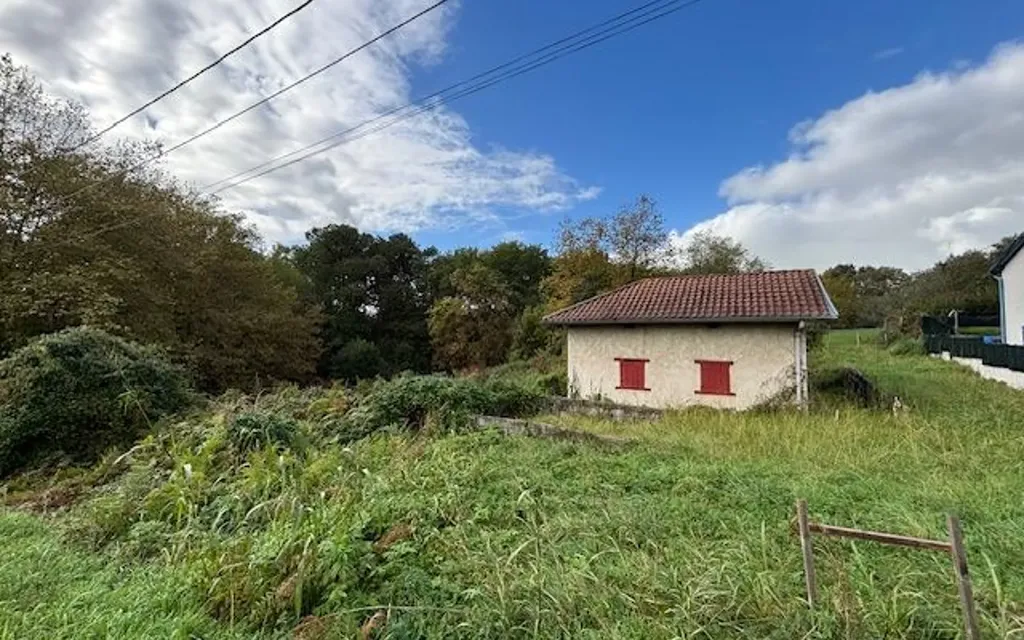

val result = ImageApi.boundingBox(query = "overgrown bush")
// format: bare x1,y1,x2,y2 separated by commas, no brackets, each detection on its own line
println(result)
0,327,192,476
477,359,568,397
339,374,548,442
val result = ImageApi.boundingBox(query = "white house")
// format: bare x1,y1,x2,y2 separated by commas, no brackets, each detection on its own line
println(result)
543,270,838,410
992,235,1024,346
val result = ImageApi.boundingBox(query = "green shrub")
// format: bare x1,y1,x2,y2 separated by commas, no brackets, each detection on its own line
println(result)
0,327,192,476
536,372,567,396
479,377,549,416
339,374,548,442
227,412,303,454
478,360,567,397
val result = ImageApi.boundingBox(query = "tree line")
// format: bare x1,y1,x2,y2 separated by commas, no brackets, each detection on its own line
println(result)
821,237,1016,331
1,55,1018,392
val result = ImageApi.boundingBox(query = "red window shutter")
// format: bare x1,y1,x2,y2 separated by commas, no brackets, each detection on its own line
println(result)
696,360,733,396
616,358,648,390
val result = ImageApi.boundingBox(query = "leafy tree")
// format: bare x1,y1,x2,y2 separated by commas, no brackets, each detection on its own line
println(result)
2,186,322,392
905,250,998,316
373,233,434,374
679,231,767,274
820,270,859,329
853,266,910,299
428,242,550,318
425,242,550,365
426,247,481,301
557,216,609,254
164,217,322,391
821,264,910,328
542,196,671,311
609,194,669,280
329,338,386,383
481,242,551,314
291,224,432,381
510,306,559,360
542,248,618,311
0,55,321,391
429,263,514,370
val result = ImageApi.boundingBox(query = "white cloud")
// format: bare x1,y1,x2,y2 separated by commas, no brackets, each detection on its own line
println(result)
0,0,596,244
676,42,1024,271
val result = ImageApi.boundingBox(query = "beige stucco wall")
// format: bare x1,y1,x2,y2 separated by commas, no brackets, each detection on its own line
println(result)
1002,250,1024,346
567,324,801,410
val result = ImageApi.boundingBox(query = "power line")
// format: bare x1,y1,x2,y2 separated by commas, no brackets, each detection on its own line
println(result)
70,0,707,243
203,0,693,192
64,0,452,200
75,0,317,150
207,0,705,194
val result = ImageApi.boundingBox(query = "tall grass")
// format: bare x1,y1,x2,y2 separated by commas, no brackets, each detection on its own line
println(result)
1,340,1022,638
0,512,261,639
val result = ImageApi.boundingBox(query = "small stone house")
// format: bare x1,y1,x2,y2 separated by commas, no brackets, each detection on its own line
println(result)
991,234,1024,346
543,270,838,410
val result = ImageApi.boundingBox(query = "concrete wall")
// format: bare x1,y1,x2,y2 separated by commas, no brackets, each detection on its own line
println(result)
566,323,800,410
934,353,1024,390
1002,249,1024,346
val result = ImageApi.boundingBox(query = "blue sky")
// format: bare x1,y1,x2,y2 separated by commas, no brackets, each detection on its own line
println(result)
5,0,1023,269
416,0,1024,256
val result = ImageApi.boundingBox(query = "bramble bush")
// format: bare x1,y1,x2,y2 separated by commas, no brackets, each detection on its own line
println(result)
0,327,192,476
338,373,550,442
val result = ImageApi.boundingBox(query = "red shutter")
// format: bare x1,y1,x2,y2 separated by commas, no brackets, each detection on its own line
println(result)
696,360,734,396
616,358,649,390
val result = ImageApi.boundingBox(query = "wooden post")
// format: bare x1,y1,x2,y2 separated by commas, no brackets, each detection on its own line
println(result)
947,515,980,640
797,499,817,608
807,522,951,552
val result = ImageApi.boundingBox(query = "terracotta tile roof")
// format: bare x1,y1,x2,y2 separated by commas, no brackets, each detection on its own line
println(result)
543,269,838,325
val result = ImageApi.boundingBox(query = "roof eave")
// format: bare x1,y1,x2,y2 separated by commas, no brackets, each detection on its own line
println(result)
543,314,839,327
815,272,841,320
990,234,1024,277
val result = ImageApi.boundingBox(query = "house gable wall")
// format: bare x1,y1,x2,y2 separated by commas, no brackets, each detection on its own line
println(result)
1002,249,1024,346
567,323,798,410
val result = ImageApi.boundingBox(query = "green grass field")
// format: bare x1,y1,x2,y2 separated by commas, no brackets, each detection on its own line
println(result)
957,326,1001,336
1,330,1022,638
0,512,261,640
